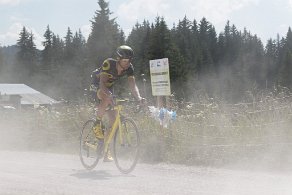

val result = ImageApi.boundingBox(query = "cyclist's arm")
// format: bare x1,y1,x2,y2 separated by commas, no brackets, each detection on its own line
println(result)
99,73,112,98
128,76,142,101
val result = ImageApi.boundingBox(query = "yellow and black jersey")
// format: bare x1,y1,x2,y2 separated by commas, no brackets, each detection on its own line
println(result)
92,58,134,88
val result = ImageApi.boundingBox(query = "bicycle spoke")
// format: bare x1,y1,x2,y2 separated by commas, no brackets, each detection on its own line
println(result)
79,120,103,170
113,118,140,174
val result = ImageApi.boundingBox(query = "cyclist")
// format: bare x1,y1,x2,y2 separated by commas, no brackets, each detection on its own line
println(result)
92,45,144,162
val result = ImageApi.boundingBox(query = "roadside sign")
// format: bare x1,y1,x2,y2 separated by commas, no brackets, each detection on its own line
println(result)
149,58,171,96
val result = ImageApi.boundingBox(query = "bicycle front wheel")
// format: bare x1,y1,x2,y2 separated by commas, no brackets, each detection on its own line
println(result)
79,119,103,170
113,118,140,174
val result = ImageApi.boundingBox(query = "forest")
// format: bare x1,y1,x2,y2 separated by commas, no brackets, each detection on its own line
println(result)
0,0,292,103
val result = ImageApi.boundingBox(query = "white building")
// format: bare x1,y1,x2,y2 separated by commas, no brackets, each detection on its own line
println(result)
0,84,58,109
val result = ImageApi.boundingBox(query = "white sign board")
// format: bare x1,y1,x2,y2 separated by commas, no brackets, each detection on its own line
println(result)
149,58,171,96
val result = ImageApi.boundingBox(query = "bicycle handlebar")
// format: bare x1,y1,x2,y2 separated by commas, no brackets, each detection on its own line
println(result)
111,96,147,113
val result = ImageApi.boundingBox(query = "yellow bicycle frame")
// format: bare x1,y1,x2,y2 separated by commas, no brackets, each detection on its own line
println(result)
85,100,131,153
103,102,123,154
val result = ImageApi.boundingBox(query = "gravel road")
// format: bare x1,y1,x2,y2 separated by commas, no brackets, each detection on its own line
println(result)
0,150,291,195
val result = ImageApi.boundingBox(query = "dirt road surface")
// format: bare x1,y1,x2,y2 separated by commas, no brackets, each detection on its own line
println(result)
0,150,291,195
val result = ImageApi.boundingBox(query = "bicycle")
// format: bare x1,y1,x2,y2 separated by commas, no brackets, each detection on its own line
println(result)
79,98,140,174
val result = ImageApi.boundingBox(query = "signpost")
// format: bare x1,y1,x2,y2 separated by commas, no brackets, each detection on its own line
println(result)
149,58,174,129
149,58,171,96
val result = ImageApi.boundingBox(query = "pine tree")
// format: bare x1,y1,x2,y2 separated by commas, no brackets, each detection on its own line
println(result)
64,27,74,61
172,16,199,74
51,34,64,69
148,17,172,59
264,39,278,87
42,25,54,74
173,16,192,61
286,27,292,51
72,29,87,97
279,52,292,87
56,28,87,100
16,27,38,81
87,0,123,68
197,17,215,77
127,20,152,76
17,27,30,61
217,21,240,66
279,27,292,88
236,32,264,90
190,19,200,76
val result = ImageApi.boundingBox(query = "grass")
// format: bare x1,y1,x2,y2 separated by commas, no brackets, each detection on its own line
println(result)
134,88,292,166
1,88,292,167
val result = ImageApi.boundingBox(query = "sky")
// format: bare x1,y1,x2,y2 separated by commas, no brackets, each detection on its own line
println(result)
1,0,292,49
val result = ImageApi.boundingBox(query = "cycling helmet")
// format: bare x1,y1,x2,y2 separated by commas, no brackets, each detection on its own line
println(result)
116,45,134,59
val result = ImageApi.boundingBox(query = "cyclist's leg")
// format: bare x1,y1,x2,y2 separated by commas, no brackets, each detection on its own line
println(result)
93,89,112,139
102,109,116,162
96,89,112,118
96,88,114,162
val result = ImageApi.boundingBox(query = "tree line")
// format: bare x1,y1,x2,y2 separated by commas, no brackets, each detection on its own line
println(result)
0,0,292,102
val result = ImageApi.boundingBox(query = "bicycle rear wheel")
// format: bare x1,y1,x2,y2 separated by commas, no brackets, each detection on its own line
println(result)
79,119,103,170
113,118,140,174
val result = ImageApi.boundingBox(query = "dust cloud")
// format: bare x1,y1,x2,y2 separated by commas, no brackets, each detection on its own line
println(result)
136,60,292,174
1,50,292,193
0,108,81,154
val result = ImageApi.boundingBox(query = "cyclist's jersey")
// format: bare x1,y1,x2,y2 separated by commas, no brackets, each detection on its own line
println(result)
91,58,134,89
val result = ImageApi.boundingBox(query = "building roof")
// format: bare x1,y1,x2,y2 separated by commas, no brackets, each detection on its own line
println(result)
0,84,58,105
